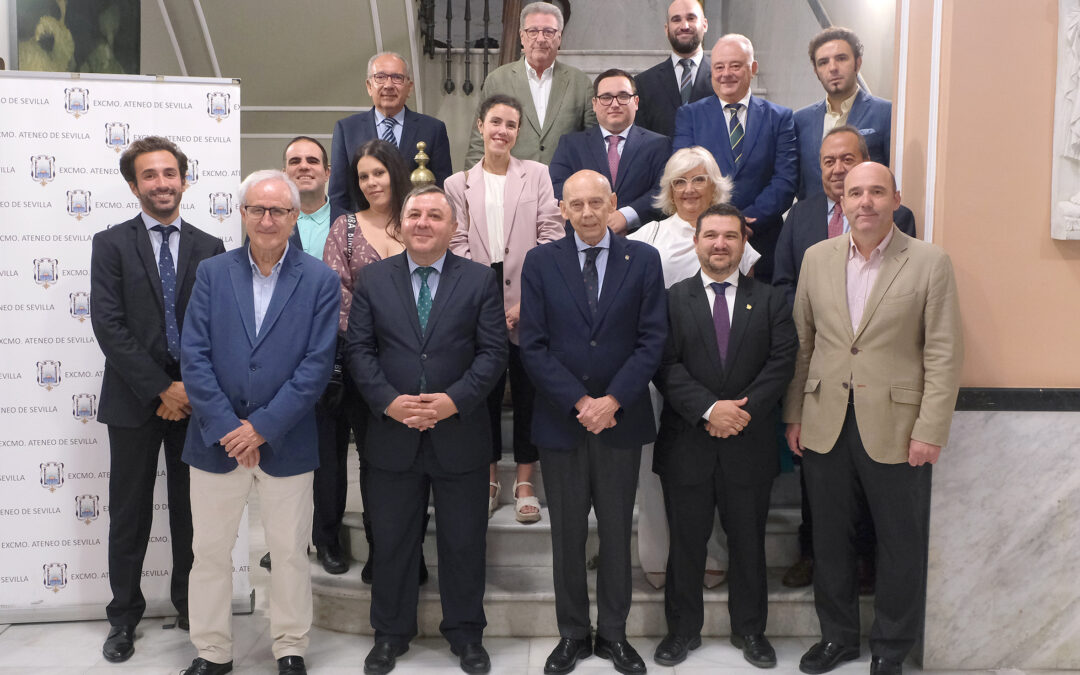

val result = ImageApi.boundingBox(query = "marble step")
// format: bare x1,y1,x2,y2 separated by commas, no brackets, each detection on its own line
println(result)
341,506,803,569
311,562,874,637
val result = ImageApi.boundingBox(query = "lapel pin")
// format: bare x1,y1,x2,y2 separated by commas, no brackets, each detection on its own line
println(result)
624,254,630,260
746,304,752,310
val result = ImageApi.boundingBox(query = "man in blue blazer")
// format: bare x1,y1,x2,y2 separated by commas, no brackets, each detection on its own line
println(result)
520,171,667,675
673,34,798,283
347,186,507,675
550,69,671,234
179,170,339,675
328,52,452,222
794,27,892,200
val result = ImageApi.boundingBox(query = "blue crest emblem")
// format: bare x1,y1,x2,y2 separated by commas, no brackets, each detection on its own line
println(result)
34,258,58,288
37,360,61,390
73,393,97,423
70,292,91,322
64,88,89,118
67,190,91,220
40,462,64,492
105,122,129,153
186,159,199,185
30,155,55,186
43,563,67,592
209,192,232,222
75,494,99,524
207,91,231,122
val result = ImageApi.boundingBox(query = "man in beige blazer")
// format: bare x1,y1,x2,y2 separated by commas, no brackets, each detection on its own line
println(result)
783,162,962,675
464,2,595,168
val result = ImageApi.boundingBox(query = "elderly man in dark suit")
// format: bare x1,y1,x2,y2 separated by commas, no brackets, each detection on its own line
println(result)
634,0,712,137
347,186,507,675
520,170,667,675
652,203,796,669
90,135,224,664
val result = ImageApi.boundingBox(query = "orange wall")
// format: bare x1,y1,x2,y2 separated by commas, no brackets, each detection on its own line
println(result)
899,0,1080,387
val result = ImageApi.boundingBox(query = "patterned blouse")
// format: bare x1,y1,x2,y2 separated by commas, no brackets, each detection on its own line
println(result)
323,214,386,332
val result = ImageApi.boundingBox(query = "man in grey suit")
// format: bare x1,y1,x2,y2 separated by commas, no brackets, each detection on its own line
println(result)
464,2,595,167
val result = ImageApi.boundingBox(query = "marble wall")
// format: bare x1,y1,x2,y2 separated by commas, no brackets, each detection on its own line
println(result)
923,410,1080,669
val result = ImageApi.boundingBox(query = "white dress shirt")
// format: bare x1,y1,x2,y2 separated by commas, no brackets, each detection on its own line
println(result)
526,60,554,128
669,49,704,89
483,170,507,264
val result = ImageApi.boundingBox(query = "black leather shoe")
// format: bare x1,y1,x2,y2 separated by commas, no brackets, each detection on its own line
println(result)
654,633,701,666
103,624,136,662
799,641,860,674
731,633,777,668
594,636,646,675
364,641,409,675
317,547,349,575
870,656,902,675
451,642,491,674
260,551,272,571
181,657,233,675
277,655,307,674
543,637,592,674
782,555,814,588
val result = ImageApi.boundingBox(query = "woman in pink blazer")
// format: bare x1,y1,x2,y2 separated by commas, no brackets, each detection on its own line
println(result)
446,94,564,523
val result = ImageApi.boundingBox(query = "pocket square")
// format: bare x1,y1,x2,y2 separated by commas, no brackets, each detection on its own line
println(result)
859,127,877,135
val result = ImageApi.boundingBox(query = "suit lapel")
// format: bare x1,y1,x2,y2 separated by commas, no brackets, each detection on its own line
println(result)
659,58,681,110
421,251,462,347
594,233,629,327
707,97,737,172
615,126,645,192
725,276,755,373
511,61,543,136
541,63,571,139
175,220,197,292
502,157,527,241
399,108,418,158
846,89,870,131
228,249,257,346
810,193,831,242
254,246,302,346
585,127,613,185
692,54,712,100
133,220,165,313
686,278,726,376
391,252,424,343
853,228,910,342
738,96,766,175
828,236,855,343
553,237,594,324
463,163,492,260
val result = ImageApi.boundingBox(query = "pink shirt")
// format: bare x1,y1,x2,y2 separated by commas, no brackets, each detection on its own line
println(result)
846,228,894,333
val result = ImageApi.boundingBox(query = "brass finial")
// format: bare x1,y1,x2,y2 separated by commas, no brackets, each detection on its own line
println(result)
410,141,436,187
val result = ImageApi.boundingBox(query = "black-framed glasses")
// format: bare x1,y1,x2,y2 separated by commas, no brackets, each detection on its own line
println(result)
242,205,295,220
594,93,635,106
369,72,408,85
522,27,559,40
671,175,710,190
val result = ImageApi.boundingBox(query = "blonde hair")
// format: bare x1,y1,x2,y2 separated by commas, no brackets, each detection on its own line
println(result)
653,147,733,216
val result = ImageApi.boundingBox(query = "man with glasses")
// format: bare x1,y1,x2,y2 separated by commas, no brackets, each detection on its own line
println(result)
179,170,339,675
464,2,595,168
635,0,713,137
549,69,670,235
329,51,452,222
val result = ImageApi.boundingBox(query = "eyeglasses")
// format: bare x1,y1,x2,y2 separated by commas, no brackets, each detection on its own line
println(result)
594,93,634,106
242,205,295,220
369,72,408,85
522,27,560,40
670,175,711,190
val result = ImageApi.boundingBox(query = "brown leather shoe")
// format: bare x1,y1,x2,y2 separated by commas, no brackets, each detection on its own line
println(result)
782,556,814,588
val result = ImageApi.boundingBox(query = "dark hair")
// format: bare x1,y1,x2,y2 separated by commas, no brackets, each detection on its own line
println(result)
823,124,870,161
119,136,188,184
695,202,747,237
477,94,524,124
402,184,458,224
347,139,412,236
593,68,637,96
808,26,864,64
283,135,328,168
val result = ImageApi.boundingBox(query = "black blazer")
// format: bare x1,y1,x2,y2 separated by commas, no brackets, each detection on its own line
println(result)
653,273,797,486
345,250,508,473
634,53,713,137
90,214,225,428
773,192,917,305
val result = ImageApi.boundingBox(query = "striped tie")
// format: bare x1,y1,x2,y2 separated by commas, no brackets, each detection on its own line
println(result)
726,103,744,164
381,117,397,145
678,58,693,104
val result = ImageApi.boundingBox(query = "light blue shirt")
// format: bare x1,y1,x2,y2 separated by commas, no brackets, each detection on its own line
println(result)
296,200,332,257
249,242,289,335
574,229,611,297
407,251,446,303
140,212,180,275
826,197,851,234
373,108,407,147
599,124,640,230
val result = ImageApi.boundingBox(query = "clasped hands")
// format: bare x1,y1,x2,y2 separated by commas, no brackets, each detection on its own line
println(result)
220,420,265,468
575,394,620,434
705,396,750,438
156,381,191,421
386,393,458,431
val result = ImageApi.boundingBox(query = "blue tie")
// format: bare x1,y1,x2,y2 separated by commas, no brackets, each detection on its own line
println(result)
152,225,181,361
381,117,397,145
415,267,434,392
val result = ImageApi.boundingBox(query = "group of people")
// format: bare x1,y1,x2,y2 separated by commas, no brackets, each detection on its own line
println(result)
88,2,963,675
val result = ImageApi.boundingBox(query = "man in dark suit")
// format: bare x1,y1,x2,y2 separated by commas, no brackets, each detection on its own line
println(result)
329,51,452,222
652,203,796,669
90,136,224,664
634,0,712,137
179,170,339,675
673,34,798,283
549,68,671,234
794,27,893,200
347,186,507,675
520,170,667,675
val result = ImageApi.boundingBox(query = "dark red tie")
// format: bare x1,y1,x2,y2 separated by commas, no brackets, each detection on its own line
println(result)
710,281,730,363
828,201,844,239
606,135,621,187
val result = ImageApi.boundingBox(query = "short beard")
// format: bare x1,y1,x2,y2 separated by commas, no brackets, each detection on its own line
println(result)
667,30,701,55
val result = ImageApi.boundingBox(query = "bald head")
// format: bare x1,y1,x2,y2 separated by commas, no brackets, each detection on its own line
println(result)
560,170,616,246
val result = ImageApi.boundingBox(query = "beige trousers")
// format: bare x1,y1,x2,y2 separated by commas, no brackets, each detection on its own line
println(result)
189,464,314,663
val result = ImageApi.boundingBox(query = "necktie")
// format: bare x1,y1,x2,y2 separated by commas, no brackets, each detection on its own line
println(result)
678,58,694,104
606,135,621,187
828,201,844,239
415,266,434,332
710,281,731,363
381,117,397,145
582,247,601,316
151,225,181,361
726,103,744,164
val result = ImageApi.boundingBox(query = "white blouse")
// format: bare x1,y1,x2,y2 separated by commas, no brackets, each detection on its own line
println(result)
629,213,760,289
483,169,507,264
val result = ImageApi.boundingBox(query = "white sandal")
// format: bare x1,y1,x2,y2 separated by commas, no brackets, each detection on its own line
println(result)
488,481,501,519
512,480,542,523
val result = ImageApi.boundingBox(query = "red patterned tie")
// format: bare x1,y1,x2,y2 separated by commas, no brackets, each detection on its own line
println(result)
607,134,621,187
827,201,844,239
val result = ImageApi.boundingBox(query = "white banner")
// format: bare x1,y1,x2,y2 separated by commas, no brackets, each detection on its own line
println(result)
0,71,249,622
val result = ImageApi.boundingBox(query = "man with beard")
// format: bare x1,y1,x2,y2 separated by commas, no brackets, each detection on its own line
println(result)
90,135,225,663
634,0,713,137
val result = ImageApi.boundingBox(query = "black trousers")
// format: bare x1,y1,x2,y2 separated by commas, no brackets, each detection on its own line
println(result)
796,456,877,561
106,417,192,626
539,438,640,642
312,374,368,550
662,467,772,637
486,341,539,464
366,434,488,648
803,405,932,662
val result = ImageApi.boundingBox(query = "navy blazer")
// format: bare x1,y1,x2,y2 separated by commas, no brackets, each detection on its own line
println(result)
772,191,917,305
328,106,452,222
180,244,340,477
634,54,713,137
345,251,508,474
519,231,667,450
793,89,892,200
673,95,798,280
548,124,671,230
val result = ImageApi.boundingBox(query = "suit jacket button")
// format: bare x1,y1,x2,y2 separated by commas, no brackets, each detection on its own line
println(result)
850,347,859,355
582,375,589,381
842,382,849,389
240,399,247,406
249,365,257,372
590,340,597,347
540,145,545,151
505,279,511,285
421,354,427,360
504,247,510,254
